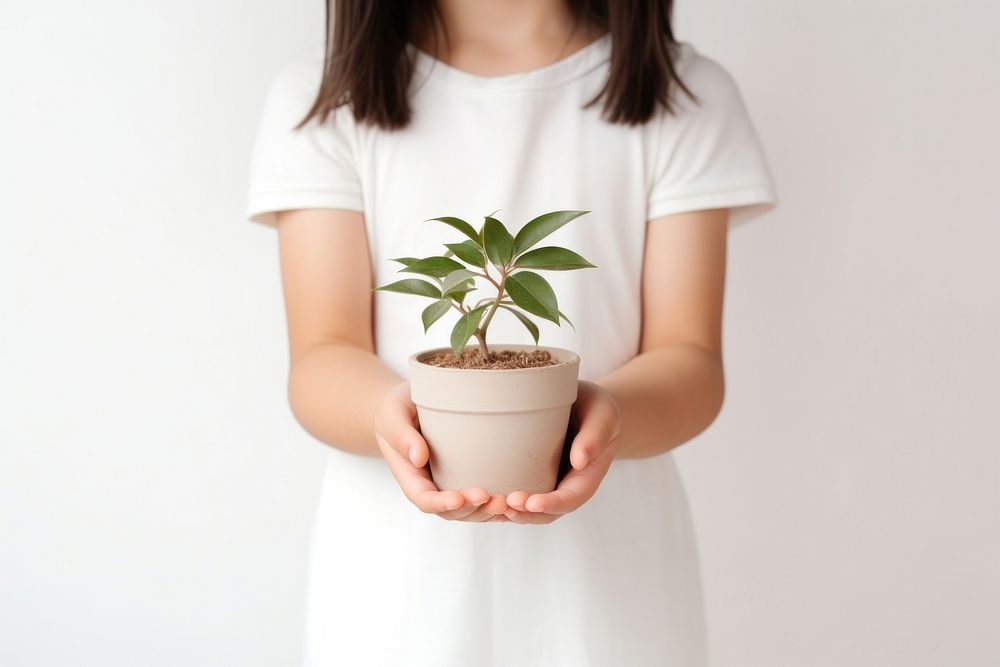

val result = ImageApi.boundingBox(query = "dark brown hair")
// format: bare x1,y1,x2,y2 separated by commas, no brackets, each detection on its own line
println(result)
296,0,695,131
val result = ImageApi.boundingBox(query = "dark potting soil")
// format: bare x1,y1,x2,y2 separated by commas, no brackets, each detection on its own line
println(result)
421,348,559,370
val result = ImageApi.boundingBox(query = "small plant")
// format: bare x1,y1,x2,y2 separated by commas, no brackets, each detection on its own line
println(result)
372,209,597,359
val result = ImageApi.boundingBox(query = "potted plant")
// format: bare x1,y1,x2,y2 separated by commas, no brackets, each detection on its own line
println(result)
372,209,597,496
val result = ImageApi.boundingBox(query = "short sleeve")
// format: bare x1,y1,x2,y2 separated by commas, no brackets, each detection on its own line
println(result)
644,44,777,227
245,51,364,228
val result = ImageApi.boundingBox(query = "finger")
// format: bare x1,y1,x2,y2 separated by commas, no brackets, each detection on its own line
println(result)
459,502,506,523
483,493,509,515
506,490,530,510
436,487,491,520
377,429,430,481
504,508,557,524
378,431,466,513
524,486,582,515
453,493,510,522
377,383,429,467
525,437,619,514
569,393,620,471
437,494,488,520
454,493,509,522
413,487,467,514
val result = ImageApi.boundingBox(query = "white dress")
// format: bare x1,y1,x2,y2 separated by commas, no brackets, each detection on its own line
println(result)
246,32,776,666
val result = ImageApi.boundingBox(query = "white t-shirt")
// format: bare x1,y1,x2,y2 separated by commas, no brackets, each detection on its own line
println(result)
246,32,776,667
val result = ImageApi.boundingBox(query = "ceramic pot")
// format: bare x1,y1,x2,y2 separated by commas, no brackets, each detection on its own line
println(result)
408,343,580,496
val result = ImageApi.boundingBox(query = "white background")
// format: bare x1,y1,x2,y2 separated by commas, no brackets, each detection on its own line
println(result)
2,1,998,665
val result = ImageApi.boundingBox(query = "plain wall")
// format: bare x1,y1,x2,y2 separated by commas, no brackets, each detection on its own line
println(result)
2,1,997,665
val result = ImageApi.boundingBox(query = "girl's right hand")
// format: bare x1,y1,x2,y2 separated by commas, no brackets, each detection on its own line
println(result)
374,381,510,522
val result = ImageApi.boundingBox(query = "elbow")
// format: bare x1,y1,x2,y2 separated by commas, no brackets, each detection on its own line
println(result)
286,363,309,433
704,348,726,427
285,340,334,434
287,352,327,438
689,348,726,437
707,367,726,428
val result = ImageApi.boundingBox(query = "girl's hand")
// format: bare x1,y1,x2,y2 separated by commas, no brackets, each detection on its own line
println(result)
504,381,622,524
374,381,510,522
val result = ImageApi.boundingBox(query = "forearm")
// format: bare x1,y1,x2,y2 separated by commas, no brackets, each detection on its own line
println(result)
596,343,725,459
287,341,403,457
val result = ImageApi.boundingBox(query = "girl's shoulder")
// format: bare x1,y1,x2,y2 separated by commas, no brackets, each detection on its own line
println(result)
641,42,778,225
258,45,357,133
666,42,750,117
263,45,326,107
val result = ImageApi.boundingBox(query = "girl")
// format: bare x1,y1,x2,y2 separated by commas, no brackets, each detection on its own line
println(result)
245,1,776,665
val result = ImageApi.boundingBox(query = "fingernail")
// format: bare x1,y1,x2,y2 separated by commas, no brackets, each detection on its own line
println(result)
408,446,419,465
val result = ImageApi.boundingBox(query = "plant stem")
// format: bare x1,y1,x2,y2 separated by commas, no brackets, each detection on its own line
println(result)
474,270,502,291
474,331,488,356
474,266,508,355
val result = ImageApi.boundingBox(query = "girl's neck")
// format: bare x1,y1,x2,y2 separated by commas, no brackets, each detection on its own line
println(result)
417,0,604,77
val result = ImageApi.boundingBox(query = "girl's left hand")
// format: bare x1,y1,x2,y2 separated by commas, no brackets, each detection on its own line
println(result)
503,380,622,524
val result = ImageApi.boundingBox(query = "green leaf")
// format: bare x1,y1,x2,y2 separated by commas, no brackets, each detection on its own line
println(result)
448,288,474,304
504,271,560,324
483,216,515,268
450,304,489,357
498,305,540,344
421,298,452,333
372,279,441,299
440,269,479,297
513,246,597,271
389,257,420,267
443,241,485,268
424,216,482,246
559,309,576,331
399,255,466,278
512,210,590,256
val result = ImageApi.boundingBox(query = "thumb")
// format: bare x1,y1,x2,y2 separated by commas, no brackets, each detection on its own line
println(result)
570,425,602,471
569,391,620,471
379,384,429,467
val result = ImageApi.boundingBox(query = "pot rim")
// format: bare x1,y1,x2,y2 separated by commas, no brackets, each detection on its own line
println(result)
408,343,580,374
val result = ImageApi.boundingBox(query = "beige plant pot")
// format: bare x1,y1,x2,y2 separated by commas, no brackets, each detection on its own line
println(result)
408,343,581,496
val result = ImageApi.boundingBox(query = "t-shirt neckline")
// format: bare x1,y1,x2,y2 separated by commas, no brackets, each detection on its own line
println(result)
408,31,612,92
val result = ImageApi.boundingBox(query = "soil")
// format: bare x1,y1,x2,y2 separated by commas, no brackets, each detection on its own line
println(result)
420,348,560,370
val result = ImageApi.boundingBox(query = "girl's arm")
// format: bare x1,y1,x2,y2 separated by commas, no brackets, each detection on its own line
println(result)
276,208,401,458
276,208,506,519
599,207,729,459
504,207,728,519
